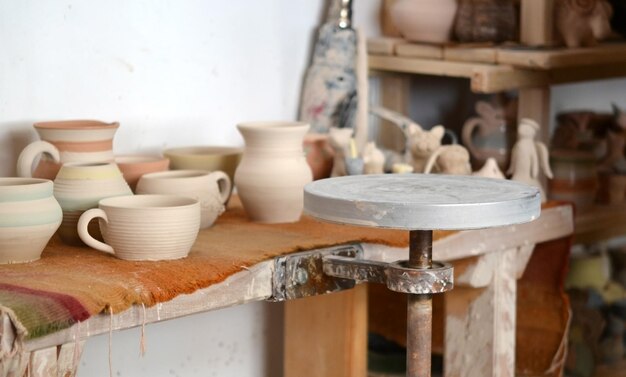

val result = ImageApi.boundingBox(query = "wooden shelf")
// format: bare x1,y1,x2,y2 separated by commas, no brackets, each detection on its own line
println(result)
574,204,626,244
368,38,626,93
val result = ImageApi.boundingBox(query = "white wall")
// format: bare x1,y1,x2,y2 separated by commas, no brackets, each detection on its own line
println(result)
2,1,625,376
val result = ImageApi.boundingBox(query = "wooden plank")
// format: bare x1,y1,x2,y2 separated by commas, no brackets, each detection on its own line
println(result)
378,75,410,152
444,45,498,64
497,43,626,69
575,203,626,244
369,55,478,78
396,43,444,60
520,0,555,46
445,248,517,377
367,37,405,56
24,261,273,352
471,65,547,93
381,0,401,37
284,284,367,377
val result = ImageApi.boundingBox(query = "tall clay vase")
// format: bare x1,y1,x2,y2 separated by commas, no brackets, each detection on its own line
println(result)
53,162,133,245
17,120,119,180
0,178,62,263
235,121,313,223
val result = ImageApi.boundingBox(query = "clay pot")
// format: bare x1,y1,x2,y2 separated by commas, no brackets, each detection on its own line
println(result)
17,120,119,180
77,195,200,261
0,178,62,263
136,170,231,229
115,155,170,192
390,0,458,43
548,150,599,210
303,134,334,181
235,121,313,223
53,162,133,245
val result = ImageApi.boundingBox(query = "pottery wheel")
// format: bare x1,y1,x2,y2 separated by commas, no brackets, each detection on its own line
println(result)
303,174,541,230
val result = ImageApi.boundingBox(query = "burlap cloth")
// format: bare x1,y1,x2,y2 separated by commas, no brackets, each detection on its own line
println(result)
0,196,415,341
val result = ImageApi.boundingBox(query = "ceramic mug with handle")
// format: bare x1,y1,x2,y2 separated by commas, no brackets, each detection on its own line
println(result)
135,170,231,229
77,195,200,261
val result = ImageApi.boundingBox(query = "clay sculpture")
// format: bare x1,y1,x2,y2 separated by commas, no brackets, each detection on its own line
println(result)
423,145,472,175
555,0,614,48
329,127,355,177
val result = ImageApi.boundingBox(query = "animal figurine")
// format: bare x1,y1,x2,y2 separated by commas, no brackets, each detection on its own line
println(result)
507,118,553,202
406,124,446,173
462,100,511,170
328,127,354,177
555,0,614,48
362,142,385,174
472,157,506,179
423,145,472,175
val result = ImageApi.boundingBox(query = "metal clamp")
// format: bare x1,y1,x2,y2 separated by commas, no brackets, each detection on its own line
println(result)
269,244,362,301
322,255,453,295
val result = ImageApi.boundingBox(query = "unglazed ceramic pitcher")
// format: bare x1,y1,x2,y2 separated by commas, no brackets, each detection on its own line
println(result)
17,120,119,179
53,162,132,245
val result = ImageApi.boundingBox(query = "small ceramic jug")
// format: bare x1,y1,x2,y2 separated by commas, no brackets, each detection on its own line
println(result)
136,170,231,229
235,121,313,223
0,178,62,263
17,120,119,179
53,162,132,245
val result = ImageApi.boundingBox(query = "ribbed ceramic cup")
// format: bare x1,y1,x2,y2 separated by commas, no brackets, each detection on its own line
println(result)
0,178,62,263
77,195,200,261
54,162,133,245
17,120,119,179
136,170,231,229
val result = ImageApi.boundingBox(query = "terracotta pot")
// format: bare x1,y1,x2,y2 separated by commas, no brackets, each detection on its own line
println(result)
390,0,458,43
77,195,200,261
0,178,62,263
136,170,231,229
548,150,599,210
235,121,313,223
303,134,334,180
17,120,119,180
53,162,132,245
115,155,170,192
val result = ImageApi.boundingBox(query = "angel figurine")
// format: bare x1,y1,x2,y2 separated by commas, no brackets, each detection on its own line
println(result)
507,118,553,202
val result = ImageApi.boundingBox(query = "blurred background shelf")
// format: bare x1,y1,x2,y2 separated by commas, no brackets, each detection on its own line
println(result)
574,204,626,245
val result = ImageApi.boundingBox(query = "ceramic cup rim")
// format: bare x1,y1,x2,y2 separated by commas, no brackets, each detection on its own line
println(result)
0,177,51,186
115,155,169,164
99,194,198,210
34,120,119,130
237,121,309,132
139,169,212,180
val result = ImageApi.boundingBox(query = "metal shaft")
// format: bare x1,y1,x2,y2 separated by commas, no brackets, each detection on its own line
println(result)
407,230,433,377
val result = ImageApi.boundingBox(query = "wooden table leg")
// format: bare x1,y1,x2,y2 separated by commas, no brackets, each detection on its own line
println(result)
445,249,518,377
284,284,367,377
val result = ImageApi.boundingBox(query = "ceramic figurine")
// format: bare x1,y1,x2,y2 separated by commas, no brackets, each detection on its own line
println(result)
234,121,313,224
507,118,553,202
423,145,472,175
472,157,506,179
406,124,446,173
462,100,512,170
555,0,614,48
362,142,385,174
598,104,626,173
329,127,354,177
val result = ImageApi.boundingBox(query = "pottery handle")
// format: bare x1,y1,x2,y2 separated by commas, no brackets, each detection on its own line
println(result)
16,141,60,178
77,208,115,255
209,171,232,205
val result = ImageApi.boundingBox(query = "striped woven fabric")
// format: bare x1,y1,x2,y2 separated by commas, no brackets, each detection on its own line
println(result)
0,197,452,343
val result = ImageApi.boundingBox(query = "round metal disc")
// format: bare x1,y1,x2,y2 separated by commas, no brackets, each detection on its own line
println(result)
303,174,541,230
